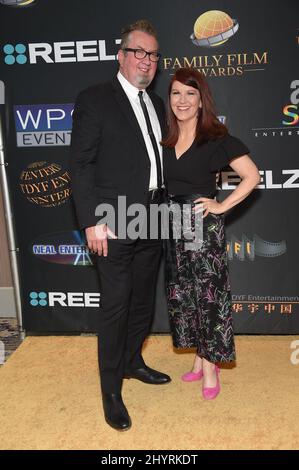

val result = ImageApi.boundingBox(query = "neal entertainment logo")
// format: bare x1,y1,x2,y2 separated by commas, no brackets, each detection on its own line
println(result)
31,231,94,266
14,104,73,147
2,38,121,65
29,291,100,308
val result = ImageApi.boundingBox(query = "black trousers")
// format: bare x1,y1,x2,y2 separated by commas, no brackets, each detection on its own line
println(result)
96,235,162,393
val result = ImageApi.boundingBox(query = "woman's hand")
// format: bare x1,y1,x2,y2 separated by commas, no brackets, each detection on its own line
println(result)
193,197,224,218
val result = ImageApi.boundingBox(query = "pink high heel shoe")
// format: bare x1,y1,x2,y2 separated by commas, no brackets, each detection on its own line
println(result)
181,370,203,382
202,366,220,400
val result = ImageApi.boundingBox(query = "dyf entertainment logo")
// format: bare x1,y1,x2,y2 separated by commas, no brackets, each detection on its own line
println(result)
19,161,71,207
2,39,121,65
29,291,100,307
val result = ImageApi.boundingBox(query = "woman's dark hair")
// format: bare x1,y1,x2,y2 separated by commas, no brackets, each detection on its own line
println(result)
161,67,227,147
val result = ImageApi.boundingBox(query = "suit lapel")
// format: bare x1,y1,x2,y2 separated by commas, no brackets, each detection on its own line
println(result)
111,78,149,158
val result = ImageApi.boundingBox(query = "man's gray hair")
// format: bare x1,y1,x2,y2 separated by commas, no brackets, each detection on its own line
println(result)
120,19,158,50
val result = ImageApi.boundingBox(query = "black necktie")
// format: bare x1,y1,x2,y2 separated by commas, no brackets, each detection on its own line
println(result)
138,91,162,189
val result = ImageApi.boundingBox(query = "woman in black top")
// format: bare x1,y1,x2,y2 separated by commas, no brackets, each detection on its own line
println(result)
162,68,260,400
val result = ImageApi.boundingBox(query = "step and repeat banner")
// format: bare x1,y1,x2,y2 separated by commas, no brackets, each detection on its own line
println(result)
1,0,298,333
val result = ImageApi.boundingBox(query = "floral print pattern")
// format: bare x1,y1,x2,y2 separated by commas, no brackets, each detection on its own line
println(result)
165,203,236,363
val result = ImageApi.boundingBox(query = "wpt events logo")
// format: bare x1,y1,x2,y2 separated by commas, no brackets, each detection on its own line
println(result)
2,39,120,65
31,231,94,266
14,104,73,146
29,291,100,308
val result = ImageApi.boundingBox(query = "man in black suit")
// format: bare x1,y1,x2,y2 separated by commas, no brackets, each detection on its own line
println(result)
70,20,170,431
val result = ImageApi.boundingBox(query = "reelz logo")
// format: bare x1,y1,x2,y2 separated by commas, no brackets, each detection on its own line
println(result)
220,169,299,190
3,39,121,65
14,104,73,146
29,291,100,307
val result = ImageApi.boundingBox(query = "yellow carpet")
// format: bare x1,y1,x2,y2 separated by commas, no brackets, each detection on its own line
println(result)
0,335,298,450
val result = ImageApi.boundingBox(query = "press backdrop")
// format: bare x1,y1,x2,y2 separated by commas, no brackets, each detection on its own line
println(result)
1,0,298,333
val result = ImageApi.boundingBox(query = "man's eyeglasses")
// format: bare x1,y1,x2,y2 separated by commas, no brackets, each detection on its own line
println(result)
122,48,161,63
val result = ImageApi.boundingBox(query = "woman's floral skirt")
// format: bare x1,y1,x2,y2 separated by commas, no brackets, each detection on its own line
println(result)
165,194,236,363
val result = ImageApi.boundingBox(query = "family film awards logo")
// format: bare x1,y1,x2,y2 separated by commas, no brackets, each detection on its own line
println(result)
163,9,268,77
190,10,239,47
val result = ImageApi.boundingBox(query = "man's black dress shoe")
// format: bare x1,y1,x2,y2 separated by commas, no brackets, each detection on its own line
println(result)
102,393,132,431
124,366,171,384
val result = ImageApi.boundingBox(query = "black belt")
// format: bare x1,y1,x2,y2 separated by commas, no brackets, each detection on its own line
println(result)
168,192,216,204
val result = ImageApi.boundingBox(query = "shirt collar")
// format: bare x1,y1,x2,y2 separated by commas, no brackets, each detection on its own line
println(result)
117,71,149,102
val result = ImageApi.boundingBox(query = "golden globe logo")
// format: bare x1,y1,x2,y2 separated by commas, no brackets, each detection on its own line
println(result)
191,10,239,47
19,161,71,207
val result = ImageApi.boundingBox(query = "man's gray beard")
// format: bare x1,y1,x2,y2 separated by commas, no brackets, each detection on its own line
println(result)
137,75,151,88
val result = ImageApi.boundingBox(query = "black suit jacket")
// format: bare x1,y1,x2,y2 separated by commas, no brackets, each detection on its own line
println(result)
69,77,166,232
